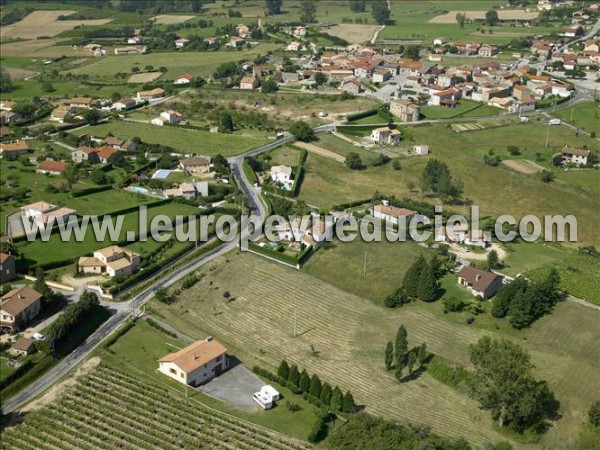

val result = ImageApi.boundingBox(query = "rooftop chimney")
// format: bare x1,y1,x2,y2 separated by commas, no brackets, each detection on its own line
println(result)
476,274,482,282
205,336,213,342
193,352,198,360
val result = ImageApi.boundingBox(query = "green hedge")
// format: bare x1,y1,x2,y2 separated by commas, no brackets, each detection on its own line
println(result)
247,241,313,267
103,318,135,352
71,185,113,198
346,108,379,122
0,359,34,390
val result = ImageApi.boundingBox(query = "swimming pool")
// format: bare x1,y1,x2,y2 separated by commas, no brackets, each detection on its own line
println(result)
130,186,149,195
152,169,172,179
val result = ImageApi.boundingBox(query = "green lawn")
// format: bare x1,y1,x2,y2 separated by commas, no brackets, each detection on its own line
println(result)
552,101,600,135
62,45,281,81
5,80,133,101
420,100,499,120
300,122,600,246
104,319,318,440
78,121,270,156
260,145,302,167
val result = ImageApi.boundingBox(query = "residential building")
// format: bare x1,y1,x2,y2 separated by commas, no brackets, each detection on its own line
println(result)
226,36,245,48
9,336,36,357
160,110,183,124
164,181,209,199
564,25,583,37
456,266,502,299
390,99,420,122
270,165,293,184
286,41,301,52
0,252,16,283
0,140,29,158
158,337,228,386
136,88,165,101
0,100,16,111
71,146,116,164
292,26,307,37
371,204,416,226
175,38,190,48
104,136,137,152
174,74,194,85
112,97,136,110
464,229,491,248
340,77,362,94
479,45,498,57
36,159,67,175
240,76,259,90
70,97,95,109
179,156,211,175
50,105,76,123
584,39,599,53
562,146,590,165
0,286,43,332
236,24,250,37
370,127,401,145
428,87,461,106
114,46,147,55
413,145,429,155
0,110,21,125
21,201,76,227
78,245,140,278
127,36,143,44
373,68,392,83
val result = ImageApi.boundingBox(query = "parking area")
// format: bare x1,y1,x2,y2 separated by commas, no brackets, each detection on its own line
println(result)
198,361,264,411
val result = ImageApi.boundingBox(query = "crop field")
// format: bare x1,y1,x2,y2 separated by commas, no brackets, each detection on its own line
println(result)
76,121,270,156
428,10,539,24
326,24,382,44
152,14,196,24
302,123,600,245
128,71,163,83
552,101,600,136
501,159,544,174
153,251,600,448
1,363,310,450
0,10,113,39
63,46,281,80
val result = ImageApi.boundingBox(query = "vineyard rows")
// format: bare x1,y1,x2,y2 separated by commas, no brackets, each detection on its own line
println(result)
2,365,310,450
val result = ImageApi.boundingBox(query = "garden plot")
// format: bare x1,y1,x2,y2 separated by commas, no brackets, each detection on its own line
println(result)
152,14,196,24
502,159,544,174
128,71,163,83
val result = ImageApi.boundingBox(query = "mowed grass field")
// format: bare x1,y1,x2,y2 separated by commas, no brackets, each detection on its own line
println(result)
301,123,600,245
552,101,600,135
78,121,270,156
153,251,600,449
63,46,281,80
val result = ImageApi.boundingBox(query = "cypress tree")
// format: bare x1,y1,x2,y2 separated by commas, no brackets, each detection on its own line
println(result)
342,391,356,413
309,374,322,398
277,360,290,380
394,325,408,369
331,386,344,411
403,255,426,297
417,264,437,302
407,351,417,374
320,383,332,405
385,341,394,370
299,369,311,393
417,343,428,367
288,364,300,387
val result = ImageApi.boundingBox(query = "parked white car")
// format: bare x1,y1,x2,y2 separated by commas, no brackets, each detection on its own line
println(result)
549,118,561,125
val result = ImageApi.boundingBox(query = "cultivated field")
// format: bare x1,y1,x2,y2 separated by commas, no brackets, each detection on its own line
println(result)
152,14,196,24
552,101,600,136
0,10,113,39
153,251,600,448
127,71,163,83
2,363,310,450
294,141,345,163
326,24,382,44
77,121,270,156
428,10,539,24
501,159,544,174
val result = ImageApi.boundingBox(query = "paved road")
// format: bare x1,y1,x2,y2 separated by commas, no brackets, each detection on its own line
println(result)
3,127,328,414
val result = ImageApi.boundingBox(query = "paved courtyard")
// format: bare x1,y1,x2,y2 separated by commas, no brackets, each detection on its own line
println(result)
198,360,264,411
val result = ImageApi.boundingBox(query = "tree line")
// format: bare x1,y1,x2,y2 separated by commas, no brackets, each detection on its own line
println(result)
384,325,428,381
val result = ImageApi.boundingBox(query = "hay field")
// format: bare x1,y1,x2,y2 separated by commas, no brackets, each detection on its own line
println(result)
0,10,113,39
502,159,544,174
326,24,382,44
294,141,345,163
128,71,163,83
152,14,196,25
153,251,600,449
429,10,539,24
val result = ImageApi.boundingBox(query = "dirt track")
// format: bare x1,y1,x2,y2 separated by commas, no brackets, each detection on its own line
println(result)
294,141,345,163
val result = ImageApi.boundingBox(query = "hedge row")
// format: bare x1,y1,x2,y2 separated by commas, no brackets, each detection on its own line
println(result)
103,319,135,352
346,108,380,122
70,185,113,198
0,360,34,391
146,318,178,338
247,241,312,267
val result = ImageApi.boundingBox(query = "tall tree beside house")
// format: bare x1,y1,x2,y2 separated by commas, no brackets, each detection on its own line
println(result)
348,0,366,12
261,78,278,93
384,287,409,308
417,263,437,302
288,364,300,387
486,249,501,270
265,0,282,15
62,164,79,189
277,360,290,379
219,111,234,133
345,152,364,170
342,391,356,413
314,71,327,86
289,120,316,142
331,386,344,411
468,336,558,430
299,0,317,23
485,10,499,26
309,374,322,398
403,255,427,298
491,277,528,318
455,12,467,28
320,382,332,405
299,369,311,393
385,341,394,370
421,159,463,201
371,0,390,24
